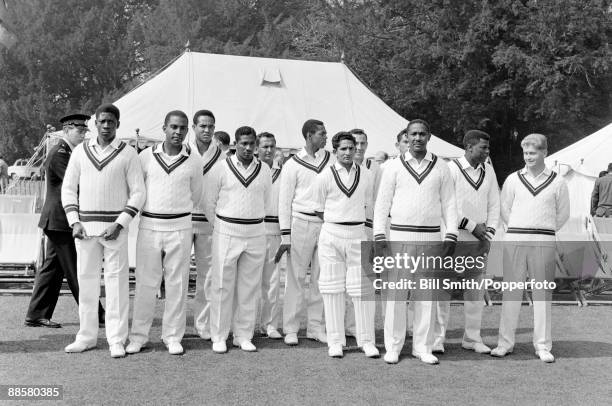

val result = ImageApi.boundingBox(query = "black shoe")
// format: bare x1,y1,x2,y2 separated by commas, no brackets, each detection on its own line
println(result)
24,318,62,328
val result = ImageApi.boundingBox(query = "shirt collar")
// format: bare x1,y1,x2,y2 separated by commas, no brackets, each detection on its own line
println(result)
520,166,552,177
334,161,357,173
404,151,432,163
231,154,258,170
89,136,121,149
154,142,190,157
297,147,325,160
459,156,484,171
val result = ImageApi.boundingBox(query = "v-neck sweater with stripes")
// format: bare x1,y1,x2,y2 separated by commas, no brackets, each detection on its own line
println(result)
278,148,334,244
312,163,373,240
500,168,570,242
448,158,500,241
205,156,272,238
189,141,226,234
62,139,145,236
138,144,203,231
373,153,458,242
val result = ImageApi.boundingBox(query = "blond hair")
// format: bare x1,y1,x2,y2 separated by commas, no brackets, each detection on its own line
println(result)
521,133,547,151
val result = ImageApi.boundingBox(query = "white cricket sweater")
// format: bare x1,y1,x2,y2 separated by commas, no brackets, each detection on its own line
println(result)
278,147,334,244
312,162,373,239
448,156,500,242
264,162,282,235
205,155,272,238
62,137,145,235
189,140,226,234
373,151,458,242
501,166,570,242
138,143,203,231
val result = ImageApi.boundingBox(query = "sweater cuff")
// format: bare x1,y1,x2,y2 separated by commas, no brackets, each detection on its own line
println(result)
459,217,476,233
64,204,80,226
365,219,373,229
116,212,134,229
281,229,291,245
444,233,458,242
66,211,80,227
374,233,386,242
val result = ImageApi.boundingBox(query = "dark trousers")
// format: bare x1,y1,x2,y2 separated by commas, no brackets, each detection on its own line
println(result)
26,229,104,321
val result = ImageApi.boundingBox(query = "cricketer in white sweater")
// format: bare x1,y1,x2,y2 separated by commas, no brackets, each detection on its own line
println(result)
278,147,335,339
128,141,203,351
205,154,272,346
61,134,145,351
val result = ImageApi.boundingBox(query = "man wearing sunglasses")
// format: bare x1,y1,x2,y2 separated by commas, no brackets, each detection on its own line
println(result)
25,113,105,329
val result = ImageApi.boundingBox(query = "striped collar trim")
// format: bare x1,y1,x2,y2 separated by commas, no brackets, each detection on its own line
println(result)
292,150,331,174
202,146,222,175
153,144,191,174
330,164,360,198
453,159,485,190
226,157,262,188
400,153,438,184
517,170,557,196
84,141,126,171
272,167,281,183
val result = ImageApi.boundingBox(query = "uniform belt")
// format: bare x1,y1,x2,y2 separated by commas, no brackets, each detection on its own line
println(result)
298,211,317,217
264,216,279,223
216,214,263,224
330,221,364,226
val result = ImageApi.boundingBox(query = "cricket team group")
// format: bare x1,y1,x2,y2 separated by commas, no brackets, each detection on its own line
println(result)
26,101,569,365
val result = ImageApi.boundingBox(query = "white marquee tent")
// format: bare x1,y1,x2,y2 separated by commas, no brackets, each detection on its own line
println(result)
545,123,612,232
88,51,463,158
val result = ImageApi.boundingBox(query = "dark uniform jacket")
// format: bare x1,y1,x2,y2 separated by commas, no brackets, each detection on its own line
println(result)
38,139,73,232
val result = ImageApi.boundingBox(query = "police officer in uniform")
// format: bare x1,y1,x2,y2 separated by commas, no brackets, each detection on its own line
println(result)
25,113,105,328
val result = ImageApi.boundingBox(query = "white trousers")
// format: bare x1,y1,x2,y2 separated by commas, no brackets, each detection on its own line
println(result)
384,240,438,354
129,228,192,344
210,232,266,343
497,244,555,352
259,234,281,331
282,217,324,335
318,228,375,347
433,243,487,346
192,231,213,337
75,231,129,346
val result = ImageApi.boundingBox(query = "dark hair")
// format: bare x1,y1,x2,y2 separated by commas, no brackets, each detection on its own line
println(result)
331,131,356,150
214,131,230,146
463,129,490,148
599,170,608,178
192,110,215,125
406,118,430,133
234,126,256,143
349,128,367,141
95,103,120,121
257,132,276,147
608,163,612,172
396,128,407,142
164,110,188,126
302,119,324,139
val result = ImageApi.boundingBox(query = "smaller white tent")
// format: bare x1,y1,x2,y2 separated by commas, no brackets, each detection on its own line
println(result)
88,51,464,158
545,123,612,232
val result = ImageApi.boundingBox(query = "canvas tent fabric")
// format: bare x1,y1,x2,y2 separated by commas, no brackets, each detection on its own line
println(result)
544,123,612,232
88,52,464,158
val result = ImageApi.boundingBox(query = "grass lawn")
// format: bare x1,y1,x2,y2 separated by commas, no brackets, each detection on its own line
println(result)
1,296,611,405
